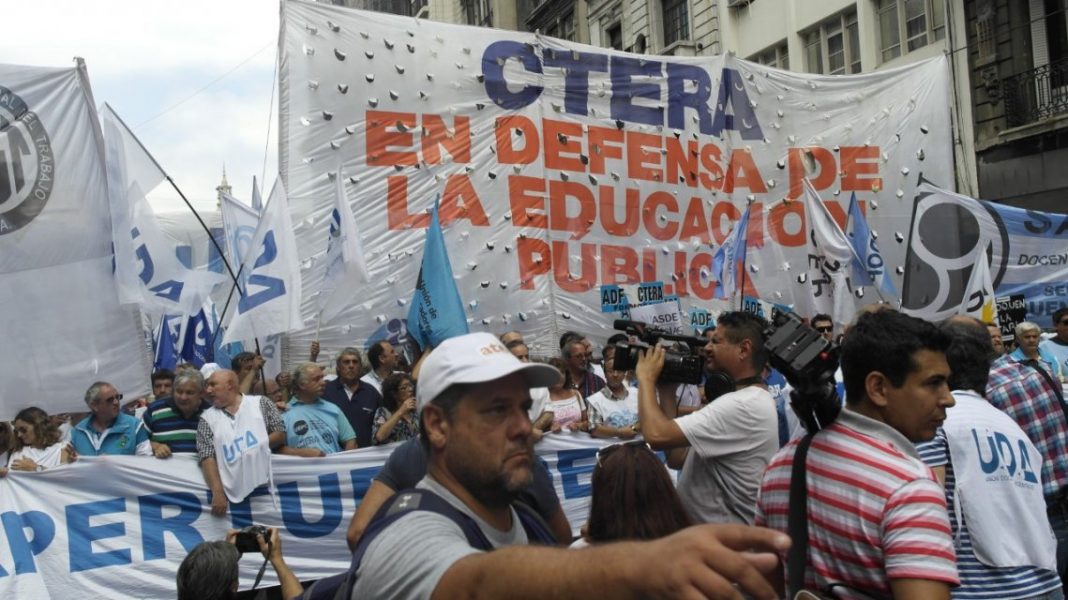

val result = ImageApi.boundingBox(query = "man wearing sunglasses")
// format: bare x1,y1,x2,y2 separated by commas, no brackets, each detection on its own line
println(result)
811,313,834,343
347,332,790,600
70,381,152,456
636,311,779,526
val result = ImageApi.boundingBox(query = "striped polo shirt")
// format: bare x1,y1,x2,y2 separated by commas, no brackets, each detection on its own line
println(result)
917,426,1062,599
756,409,958,598
142,397,210,454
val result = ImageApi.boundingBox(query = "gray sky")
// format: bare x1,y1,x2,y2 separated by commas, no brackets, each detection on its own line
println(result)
1,0,279,213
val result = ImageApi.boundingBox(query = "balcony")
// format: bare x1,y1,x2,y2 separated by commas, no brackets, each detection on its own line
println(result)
1003,57,1068,128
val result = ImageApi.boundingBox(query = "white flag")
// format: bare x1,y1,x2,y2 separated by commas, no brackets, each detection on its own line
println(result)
0,61,152,416
317,167,371,322
800,179,856,326
100,104,224,315
222,178,304,345
960,244,997,324
219,191,262,279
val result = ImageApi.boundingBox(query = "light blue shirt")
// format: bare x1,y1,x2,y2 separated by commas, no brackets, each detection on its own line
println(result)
1010,346,1064,380
71,412,150,456
284,397,357,454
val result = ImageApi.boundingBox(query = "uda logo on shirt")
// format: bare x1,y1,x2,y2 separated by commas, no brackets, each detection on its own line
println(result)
223,430,261,464
0,86,54,235
971,428,1039,484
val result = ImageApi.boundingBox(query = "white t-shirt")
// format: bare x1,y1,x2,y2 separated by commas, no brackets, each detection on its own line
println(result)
586,385,639,429
674,385,777,525
353,476,527,600
529,387,551,422
8,441,66,470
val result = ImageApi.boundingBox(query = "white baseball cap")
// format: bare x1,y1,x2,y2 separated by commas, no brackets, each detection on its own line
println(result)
416,332,561,411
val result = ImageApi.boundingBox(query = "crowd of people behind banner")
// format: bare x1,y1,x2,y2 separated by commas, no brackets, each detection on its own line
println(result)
4,304,1068,600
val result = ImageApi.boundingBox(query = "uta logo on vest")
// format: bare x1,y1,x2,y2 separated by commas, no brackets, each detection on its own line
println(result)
223,430,261,464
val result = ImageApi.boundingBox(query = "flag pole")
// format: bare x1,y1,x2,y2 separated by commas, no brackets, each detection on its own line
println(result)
104,105,240,286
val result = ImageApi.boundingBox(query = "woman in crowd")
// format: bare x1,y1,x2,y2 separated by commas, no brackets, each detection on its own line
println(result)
577,441,692,546
546,357,588,432
8,406,74,472
372,373,419,445
586,345,639,439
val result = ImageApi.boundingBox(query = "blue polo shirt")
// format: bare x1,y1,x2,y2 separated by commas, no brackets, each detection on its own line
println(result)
71,412,150,456
284,397,357,454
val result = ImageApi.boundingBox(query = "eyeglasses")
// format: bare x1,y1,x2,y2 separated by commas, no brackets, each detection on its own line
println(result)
595,440,652,468
1059,319,1068,326
98,393,123,404
14,426,29,435
815,326,833,333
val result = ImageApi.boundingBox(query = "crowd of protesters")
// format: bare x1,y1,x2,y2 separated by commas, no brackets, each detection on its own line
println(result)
5,305,1068,600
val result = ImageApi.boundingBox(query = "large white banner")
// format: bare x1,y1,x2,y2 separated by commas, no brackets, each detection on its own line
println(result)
279,1,953,357
0,62,152,418
0,434,609,598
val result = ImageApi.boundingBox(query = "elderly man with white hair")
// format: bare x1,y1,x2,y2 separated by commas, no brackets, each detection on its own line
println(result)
1008,321,1064,382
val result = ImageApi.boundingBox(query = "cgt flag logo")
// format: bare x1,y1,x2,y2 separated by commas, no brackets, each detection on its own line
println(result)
0,85,54,234
901,179,1009,321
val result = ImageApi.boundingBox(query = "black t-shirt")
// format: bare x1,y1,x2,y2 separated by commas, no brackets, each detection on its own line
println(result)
374,437,562,521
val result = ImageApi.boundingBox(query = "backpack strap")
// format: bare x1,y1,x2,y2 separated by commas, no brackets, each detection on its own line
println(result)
301,488,493,600
513,500,558,545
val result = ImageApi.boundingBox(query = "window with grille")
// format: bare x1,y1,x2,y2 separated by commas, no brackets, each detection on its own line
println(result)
877,0,946,63
663,0,690,46
803,11,861,74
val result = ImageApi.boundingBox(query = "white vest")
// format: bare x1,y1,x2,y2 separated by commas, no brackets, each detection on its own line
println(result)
202,395,273,503
942,390,1057,571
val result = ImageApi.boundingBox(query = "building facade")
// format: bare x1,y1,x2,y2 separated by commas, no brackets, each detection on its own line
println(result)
967,0,1068,212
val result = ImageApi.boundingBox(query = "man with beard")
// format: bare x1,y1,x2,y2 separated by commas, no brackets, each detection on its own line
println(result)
348,333,791,600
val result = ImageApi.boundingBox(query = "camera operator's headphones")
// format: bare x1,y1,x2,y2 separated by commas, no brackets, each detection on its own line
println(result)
704,372,763,403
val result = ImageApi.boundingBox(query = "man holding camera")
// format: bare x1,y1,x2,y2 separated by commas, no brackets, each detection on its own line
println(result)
756,310,959,598
637,311,779,525
347,332,790,600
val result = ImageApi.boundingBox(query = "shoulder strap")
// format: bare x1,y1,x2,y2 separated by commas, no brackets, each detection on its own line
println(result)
786,433,816,598
1023,359,1068,417
513,500,558,545
301,488,493,600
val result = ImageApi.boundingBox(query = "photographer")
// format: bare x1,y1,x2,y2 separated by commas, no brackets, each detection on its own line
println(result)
177,527,302,600
636,311,778,526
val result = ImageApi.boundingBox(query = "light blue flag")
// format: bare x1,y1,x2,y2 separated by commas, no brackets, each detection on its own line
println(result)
406,196,469,349
712,204,751,299
846,193,897,296
153,316,180,372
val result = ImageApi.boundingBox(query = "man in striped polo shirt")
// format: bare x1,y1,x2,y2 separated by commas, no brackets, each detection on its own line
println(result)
144,370,211,457
757,310,959,598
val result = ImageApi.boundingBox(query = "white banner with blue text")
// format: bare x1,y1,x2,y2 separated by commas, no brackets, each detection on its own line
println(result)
0,433,610,598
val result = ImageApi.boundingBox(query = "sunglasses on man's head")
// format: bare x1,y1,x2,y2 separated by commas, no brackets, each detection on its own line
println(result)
595,440,653,468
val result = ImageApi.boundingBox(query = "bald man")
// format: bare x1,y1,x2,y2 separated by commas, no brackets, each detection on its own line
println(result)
196,369,286,517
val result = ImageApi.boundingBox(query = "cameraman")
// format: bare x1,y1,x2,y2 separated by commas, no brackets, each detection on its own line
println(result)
636,311,778,526
177,527,303,600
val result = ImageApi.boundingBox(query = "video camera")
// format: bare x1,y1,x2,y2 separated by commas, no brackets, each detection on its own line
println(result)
611,319,707,385
763,311,841,433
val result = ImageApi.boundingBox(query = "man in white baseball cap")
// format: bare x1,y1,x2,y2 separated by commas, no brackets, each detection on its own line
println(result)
342,332,790,600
